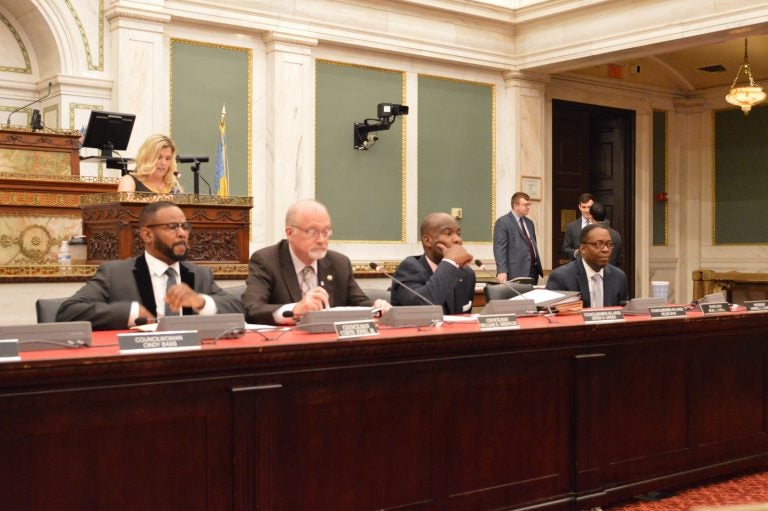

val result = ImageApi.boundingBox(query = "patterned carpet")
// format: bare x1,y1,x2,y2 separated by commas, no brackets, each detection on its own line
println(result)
606,470,768,511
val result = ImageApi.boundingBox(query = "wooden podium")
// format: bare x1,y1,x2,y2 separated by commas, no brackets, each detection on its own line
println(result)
80,193,253,264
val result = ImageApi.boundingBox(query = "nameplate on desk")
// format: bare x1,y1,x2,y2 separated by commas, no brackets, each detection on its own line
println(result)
118,330,201,354
582,310,624,324
478,314,519,331
649,305,687,319
334,319,379,340
0,339,20,362
745,300,768,312
700,302,730,315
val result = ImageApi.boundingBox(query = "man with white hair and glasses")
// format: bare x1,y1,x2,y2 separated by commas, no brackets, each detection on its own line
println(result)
242,199,389,325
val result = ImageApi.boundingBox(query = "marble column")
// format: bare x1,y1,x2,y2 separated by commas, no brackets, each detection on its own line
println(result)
673,98,707,302
105,1,170,154
502,70,550,265
262,32,318,243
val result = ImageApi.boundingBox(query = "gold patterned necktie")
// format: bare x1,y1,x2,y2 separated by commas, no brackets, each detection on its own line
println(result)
300,266,315,295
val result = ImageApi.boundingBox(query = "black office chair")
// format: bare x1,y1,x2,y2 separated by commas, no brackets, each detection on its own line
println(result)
483,282,534,302
35,297,69,323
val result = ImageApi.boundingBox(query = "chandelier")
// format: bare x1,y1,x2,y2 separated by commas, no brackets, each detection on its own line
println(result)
725,38,766,115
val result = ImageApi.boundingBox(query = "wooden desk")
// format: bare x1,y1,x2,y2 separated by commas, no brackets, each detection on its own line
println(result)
2,312,768,510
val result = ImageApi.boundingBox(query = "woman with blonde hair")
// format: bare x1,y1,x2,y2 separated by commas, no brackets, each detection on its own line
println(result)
117,134,183,194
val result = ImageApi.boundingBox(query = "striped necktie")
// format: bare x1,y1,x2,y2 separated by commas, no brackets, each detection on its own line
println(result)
164,268,179,316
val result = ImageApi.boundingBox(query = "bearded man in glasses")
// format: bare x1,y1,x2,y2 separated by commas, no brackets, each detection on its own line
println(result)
242,199,389,325
57,201,243,329
545,224,629,308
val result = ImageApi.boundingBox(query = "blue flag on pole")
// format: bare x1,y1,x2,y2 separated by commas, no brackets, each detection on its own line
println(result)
213,106,229,196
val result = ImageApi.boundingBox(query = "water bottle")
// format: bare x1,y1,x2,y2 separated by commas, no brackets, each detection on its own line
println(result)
58,240,72,267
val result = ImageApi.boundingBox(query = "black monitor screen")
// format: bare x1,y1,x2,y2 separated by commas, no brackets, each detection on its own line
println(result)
82,111,135,157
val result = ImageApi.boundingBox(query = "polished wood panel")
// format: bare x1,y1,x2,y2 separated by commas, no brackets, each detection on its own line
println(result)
1,313,768,511
80,194,252,263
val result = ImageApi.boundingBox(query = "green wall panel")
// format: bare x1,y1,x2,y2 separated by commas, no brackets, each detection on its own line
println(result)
170,40,250,196
652,110,667,246
417,77,493,243
316,61,404,242
714,106,768,244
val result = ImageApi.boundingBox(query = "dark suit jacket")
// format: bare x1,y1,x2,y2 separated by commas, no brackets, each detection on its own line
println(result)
391,255,476,314
56,255,243,330
492,212,543,281
545,259,628,308
562,218,584,260
242,240,371,324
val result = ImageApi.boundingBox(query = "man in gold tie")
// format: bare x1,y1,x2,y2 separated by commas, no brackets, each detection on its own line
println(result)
242,199,389,325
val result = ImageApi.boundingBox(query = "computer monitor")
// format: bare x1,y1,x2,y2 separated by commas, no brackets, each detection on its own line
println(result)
82,110,135,158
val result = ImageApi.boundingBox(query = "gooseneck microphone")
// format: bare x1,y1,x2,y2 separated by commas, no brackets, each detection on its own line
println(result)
6,81,53,126
474,259,486,271
369,262,437,306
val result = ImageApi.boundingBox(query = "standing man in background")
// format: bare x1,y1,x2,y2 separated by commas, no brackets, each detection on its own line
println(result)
493,191,544,284
562,192,597,261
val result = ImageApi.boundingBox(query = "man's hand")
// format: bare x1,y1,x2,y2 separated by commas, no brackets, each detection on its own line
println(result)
293,287,330,317
137,304,156,324
372,298,391,314
165,283,206,313
496,272,508,284
437,242,473,267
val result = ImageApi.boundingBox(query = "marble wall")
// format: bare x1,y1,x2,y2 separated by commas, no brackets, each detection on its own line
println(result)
2,0,768,320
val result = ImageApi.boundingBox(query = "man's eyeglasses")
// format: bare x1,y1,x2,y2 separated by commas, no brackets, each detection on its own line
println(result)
145,222,192,232
291,225,333,239
581,241,614,249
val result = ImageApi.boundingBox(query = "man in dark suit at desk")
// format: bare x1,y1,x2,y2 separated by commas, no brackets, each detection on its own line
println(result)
242,199,389,325
391,212,476,314
493,191,544,284
56,201,243,330
562,192,596,261
546,223,629,308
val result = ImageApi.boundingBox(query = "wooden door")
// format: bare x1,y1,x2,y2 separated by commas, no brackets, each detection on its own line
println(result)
552,100,635,296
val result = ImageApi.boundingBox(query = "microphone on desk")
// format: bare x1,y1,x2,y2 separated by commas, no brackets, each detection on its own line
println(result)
6,81,53,127
474,259,486,271
369,262,444,327
369,262,436,306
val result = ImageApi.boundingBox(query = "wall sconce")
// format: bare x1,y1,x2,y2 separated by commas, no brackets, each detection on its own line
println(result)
353,103,409,150
725,38,766,115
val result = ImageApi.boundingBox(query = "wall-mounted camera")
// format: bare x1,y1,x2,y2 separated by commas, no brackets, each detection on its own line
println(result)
353,103,409,150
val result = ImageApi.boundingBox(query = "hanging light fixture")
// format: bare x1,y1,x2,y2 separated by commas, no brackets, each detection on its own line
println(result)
725,38,766,115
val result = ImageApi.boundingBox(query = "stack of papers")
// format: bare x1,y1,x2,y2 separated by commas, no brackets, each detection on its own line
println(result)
511,289,581,308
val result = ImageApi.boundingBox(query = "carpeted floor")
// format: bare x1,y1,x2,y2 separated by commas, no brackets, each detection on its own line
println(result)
606,470,768,511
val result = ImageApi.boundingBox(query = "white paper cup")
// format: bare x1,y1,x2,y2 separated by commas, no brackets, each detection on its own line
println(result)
651,281,669,299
